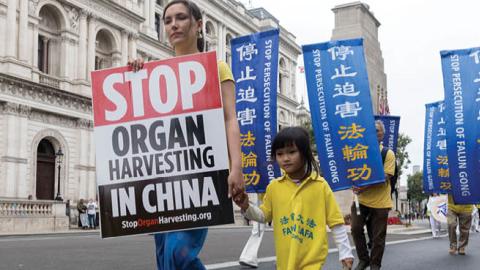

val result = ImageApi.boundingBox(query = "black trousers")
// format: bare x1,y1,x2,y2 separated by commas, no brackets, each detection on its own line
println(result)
351,203,389,267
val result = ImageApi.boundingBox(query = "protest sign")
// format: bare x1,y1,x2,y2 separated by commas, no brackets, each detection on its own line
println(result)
231,29,281,193
423,101,451,194
303,38,384,191
441,47,480,204
374,115,400,154
91,52,233,238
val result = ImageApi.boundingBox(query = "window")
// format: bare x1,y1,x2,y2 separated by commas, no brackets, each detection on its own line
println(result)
204,21,216,52
225,34,232,65
95,29,116,70
38,35,48,73
37,5,62,76
155,13,161,40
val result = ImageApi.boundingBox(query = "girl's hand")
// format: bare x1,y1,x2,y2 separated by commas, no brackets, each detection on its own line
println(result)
127,58,144,72
341,258,354,270
228,169,244,199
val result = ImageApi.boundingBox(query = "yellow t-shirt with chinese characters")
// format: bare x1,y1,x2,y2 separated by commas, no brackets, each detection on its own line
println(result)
259,172,344,270
218,61,233,82
448,194,474,214
358,145,395,209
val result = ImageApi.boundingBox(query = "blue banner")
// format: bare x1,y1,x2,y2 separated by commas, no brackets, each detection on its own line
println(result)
423,101,451,194
231,29,281,193
374,115,400,154
441,47,480,204
303,38,384,191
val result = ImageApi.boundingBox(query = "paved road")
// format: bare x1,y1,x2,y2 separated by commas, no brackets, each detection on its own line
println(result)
0,227,478,270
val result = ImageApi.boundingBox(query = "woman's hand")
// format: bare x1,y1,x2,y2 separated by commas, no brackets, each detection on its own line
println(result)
127,58,144,72
352,185,368,194
234,191,249,211
341,258,354,269
228,169,244,200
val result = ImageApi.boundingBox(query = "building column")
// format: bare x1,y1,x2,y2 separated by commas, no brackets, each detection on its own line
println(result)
18,0,28,61
60,34,70,78
87,15,97,78
41,37,49,73
112,51,122,67
77,11,88,80
121,30,129,63
143,0,150,32
149,0,156,34
6,0,18,58
32,23,39,69
128,32,138,60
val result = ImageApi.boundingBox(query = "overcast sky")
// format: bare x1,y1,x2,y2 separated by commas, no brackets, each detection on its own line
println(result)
247,0,479,183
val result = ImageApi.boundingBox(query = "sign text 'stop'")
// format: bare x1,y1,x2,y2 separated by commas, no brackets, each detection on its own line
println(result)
91,52,221,126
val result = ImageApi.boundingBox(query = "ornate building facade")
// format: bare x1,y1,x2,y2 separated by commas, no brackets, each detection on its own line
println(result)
0,0,301,232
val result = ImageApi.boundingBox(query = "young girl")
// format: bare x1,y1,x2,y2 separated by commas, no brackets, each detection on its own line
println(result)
235,127,354,270
130,1,243,269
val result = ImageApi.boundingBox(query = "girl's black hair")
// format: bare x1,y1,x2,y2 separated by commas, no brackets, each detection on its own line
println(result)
163,0,205,52
271,127,320,179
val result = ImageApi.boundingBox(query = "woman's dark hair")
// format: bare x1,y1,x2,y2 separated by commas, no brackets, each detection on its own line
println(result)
163,0,204,52
271,127,320,179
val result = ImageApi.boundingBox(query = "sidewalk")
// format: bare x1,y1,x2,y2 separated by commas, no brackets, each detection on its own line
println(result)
0,220,433,238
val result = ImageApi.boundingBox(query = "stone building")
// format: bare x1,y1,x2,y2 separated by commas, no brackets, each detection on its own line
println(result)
0,0,302,233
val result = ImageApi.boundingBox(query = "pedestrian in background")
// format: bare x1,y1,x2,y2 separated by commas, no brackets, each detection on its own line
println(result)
427,194,442,238
238,193,265,268
87,199,97,229
129,1,244,269
469,205,479,233
235,127,354,270
447,194,473,255
351,120,395,270
76,199,89,230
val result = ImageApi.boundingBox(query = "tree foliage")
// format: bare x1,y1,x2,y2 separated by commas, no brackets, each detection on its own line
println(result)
407,171,427,203
301,120,317,155
396,133,412,178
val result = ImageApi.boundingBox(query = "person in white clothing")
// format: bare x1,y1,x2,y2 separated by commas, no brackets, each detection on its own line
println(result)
471,206,479,233
427,194,442,238
87,199,97,229
239,193,266,268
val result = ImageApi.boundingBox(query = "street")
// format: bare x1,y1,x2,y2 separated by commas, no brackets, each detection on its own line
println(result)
0,224,479,270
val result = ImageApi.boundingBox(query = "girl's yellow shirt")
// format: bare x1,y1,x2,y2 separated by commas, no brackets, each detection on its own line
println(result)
259,172,344,270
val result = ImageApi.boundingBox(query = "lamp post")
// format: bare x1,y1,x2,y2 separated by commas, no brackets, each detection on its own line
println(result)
54,148,64,201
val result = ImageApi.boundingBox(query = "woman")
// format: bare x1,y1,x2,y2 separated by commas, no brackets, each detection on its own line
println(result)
130,1,243,269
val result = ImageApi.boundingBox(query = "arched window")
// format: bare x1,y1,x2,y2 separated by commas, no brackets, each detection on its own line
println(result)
95,29,116,70
37,5,63,76
204,21,216,52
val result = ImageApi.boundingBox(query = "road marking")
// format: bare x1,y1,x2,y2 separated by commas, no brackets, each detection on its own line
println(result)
205,236,435,269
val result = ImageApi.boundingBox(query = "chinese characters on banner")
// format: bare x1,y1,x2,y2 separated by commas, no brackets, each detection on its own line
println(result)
423,101,451,194
302,38,384,191
91,52,234,238
441,47,480,204
374,115,400,154
231,29,281,193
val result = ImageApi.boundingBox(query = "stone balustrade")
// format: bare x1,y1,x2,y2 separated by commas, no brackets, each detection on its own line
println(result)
38,73,60,88
0,199,69,234
0,199,54,217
